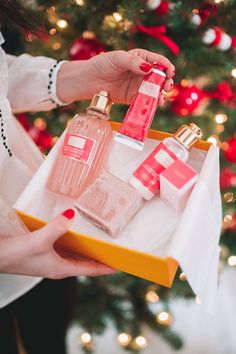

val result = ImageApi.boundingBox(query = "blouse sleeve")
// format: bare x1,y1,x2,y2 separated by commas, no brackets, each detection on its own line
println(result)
6,53,67,113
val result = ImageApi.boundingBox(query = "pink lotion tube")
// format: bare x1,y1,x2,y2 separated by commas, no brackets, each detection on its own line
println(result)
114,63,166,151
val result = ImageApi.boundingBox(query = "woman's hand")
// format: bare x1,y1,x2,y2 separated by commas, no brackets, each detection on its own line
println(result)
0,209,115,279
57,48,175,105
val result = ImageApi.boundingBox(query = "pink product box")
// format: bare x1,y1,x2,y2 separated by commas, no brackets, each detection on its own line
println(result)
160,159,198,212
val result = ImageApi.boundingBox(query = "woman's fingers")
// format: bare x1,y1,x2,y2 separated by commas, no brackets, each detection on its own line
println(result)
159,93,167,106
163,78,174,92
128,48,175,78
52,256,117,279
110,49,175,78
32,209,75,245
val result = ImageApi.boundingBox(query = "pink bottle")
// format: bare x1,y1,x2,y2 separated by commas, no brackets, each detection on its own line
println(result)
47,91,113,198
129,123,203,200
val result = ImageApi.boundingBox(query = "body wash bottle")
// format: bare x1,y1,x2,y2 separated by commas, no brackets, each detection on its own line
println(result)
47,91,113,198
129,123,203,200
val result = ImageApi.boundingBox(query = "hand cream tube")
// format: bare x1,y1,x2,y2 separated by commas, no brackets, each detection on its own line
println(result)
114,63,167,151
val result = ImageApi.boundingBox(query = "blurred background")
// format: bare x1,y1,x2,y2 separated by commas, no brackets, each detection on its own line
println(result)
3,0,236,353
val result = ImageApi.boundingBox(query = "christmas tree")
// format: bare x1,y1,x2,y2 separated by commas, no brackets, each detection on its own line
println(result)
4,0,236,352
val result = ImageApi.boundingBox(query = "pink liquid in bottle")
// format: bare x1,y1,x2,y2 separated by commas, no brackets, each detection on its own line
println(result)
47,91,113,198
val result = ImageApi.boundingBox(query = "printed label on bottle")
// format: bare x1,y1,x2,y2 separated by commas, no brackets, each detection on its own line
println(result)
154,149,175,168
62,133,95,163
133,143,178,194
138,81,161,98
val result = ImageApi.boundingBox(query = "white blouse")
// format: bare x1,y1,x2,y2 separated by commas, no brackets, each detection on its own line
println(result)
0,32,65,309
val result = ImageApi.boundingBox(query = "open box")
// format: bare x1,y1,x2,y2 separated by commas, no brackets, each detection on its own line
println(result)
15,122,220,291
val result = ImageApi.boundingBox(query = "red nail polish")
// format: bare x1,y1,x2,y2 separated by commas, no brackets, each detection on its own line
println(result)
140,63,152,72
62,209,75,220
172,70,175,78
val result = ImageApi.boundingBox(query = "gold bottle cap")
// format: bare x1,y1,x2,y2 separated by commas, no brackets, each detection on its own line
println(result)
174,123,203,150
89,91,113,115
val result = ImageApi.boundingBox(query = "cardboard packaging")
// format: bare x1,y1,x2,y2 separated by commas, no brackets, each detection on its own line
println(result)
14,122,221,302
160,159,198,212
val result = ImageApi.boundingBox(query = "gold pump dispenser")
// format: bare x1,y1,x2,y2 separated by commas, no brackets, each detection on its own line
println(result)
88,91,113,115
174,123,203,150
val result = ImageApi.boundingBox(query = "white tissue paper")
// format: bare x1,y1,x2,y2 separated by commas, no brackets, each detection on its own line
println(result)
14,130,222,313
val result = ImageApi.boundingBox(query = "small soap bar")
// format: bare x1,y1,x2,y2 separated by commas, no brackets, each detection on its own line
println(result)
75,171,143,238
160,159,198,212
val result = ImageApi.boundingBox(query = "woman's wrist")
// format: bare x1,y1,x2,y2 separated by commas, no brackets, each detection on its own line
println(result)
56,60,92,104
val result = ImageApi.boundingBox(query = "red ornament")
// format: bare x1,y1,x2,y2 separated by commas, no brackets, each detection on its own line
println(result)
220,168,235,190
224,137,236,164
202,27,233,51
16,113,31,131
69,37,105,60
170,84,206,116
147,0,169,15
28,127,52,150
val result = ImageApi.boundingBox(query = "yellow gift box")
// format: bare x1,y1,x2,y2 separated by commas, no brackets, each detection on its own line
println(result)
16,122,211,288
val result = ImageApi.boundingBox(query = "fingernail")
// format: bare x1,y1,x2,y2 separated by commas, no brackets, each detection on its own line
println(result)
172,69,175,78
62,209,75,220
140,62,152,72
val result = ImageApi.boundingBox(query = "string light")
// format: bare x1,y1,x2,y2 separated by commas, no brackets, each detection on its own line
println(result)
215,113,228,124
82,31,96,39
156,311,173,326
181,79,189,87
80,332,92,344
224,192,235,203
228,255,236,266
52,41,61,50
221,141,229,151
216,124,225,133
113,12,123,22
231,68,236,78
207,135,219,146
52,136,59,145
179,272,187,281
224,214,232,223
34,118,47,130
132,336,148,350
56,19,68,29
75,0,84,5
117,333,132,347
47,6,57,24
47,6,56,14
195,296,202,305
145,289,160,303
49,28,57,35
